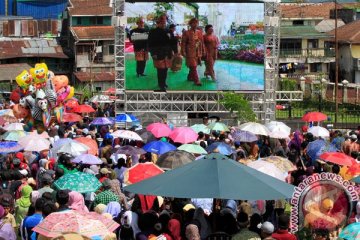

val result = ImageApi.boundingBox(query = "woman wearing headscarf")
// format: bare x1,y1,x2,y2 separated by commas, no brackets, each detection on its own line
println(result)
15,185,33,227
168,219,182,240
109,179,128,210
105,201,122,220
185,224,200,240
94,203,106,214
288,130,303,154
68,191,89,212
121,211,141,238
0,205,17,240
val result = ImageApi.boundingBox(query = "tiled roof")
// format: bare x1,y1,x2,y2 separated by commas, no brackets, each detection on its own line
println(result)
0,39,68,60
71,26,114,40
68,0,113,16
280,3,341,19
0,63,32,81
328,20,360,43
281,26,329,39
74,72,115,82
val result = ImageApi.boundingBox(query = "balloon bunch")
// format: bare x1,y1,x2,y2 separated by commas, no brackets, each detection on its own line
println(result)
10,63,74,131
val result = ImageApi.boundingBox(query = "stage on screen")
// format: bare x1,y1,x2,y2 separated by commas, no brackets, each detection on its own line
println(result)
125,2,264,91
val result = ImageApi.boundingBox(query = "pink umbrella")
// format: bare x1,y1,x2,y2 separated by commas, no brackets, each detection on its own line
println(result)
146,123,172,138
169,127,198,144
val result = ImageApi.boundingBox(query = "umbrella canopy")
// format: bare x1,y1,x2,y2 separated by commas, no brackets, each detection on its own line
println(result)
1,130,27,141
137,129,156,143
247,160,287,181
90,117,114,126
111,130,143,141
208,122,229,132
74,137,98,156
115,145,146,155
72,154,103,165
191,124,210,134
19,135,51,152
33,210,119,238
308,126,330,138
169,127,198,144
3,123,24,131
231,130,257,142
105,87,116,94
306,139,337,162
269,130,290,139
54,172,101,193
143,140,176,155
0,109,17,123
30,130,50,139
206,142,234,155
115,113,139,123
339,222,360,239
238,122,270,136
178,144,207,155
146,123,172,138
261,156,297,172
62,113,83,123
302,111,327,122
156,150,195,170
319,152,354,166
73,104,95,113
0,141,23,154
89,94,113,103
351,175,360,184
265,121,291,135
56,141,89,157
124,162,164,184
124,153,295,200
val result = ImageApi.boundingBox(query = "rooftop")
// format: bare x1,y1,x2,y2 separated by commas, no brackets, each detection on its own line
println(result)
280,3,341,19
74,72,115,82
68,0,113,16
281,25,329,39
71,26,114,40
0,63,32,81
328,19,360,43
315,19,345,33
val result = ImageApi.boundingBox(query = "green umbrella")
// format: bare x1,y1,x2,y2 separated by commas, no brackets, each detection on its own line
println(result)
54,172,101,193
1,130,27,141
124,153,295,200
208,122,230,132
191,124,210,134
351,176,360,183
178,144,207,155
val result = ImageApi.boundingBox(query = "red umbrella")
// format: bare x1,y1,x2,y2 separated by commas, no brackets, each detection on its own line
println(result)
302,112,327,122
105,88,116,94
124,162,164,184
169,127,198,144
146,123,172,138
74,137,98,156
65,99,79,112
62,113,83,123
276,105,285,110
346,160,360,175
319,152,354,166
73,104,95,113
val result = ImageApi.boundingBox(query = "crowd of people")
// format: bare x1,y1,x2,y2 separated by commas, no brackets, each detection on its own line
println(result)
0,109,359,239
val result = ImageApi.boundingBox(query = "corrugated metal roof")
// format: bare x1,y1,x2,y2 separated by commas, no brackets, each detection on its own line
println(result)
315,19,345,33
281,26,329,39
74,72,115,82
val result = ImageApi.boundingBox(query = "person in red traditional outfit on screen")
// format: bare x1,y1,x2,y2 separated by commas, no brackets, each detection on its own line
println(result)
181,18,204,86
203,24,219,81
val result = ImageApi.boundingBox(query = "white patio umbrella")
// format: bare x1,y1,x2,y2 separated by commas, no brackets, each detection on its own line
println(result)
89,95,113,103
111,130,143,141
308,126,330,138
247,160,287,181
56,141,90,157
269,130,290,139
3,123,24,131
19,135,51,152
265,121,291,135
238,122,270,136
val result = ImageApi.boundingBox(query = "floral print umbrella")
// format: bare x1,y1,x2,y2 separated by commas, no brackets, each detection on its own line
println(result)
54,172,101,193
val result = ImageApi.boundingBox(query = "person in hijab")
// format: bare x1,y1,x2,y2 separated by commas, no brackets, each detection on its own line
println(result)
109,179,128,210
288,130,302,154
68,191,89,212
105,202,122,220
185,224,200,240
94,203,107,214
168,219,181,240
15,185,33,227
121,211,141,239
0,205,16,240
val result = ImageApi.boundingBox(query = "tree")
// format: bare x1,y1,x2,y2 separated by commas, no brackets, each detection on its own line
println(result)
154,2,174,22
218,92,257,123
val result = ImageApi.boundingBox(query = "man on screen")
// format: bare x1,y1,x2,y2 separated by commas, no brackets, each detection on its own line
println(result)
129,18,149,77
148,15,173,91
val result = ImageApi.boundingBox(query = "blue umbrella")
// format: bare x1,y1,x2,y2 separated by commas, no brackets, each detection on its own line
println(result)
339,222,360,239
231,130,257,143
115,113,139,123
207,142,235,155
90,117,114,126
0,141,24,154
306,139,337,164
143,140,176,155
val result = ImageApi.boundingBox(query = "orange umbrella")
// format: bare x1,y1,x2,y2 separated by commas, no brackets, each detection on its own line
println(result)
75,137,98,156
124,162,164,184
73,105,95,113
62,113,83,123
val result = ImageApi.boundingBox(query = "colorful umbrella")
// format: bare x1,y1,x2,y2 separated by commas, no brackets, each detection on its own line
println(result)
73,104,95,113
64,98,79,112
124,162,164,184
74,137,98,156
104,87,116,94
89,95,113,103
238,122,270,136
230,130,257,142
146,123,172,138
319,152,354,166
261,156,297,172
156,150,195,170
302,111,327,122
90,117,114,126
0,110,17,123
143,140,176,155
3,123,24,131
191,124,210,134
206,142,235,155
1,130,27,141
111,130,142,141
169,127,198,144
30,130,50,139
306,139,337,163
308,126,330,138
62,113,83,123
0,141,23,154
339,222,360,239
56,141,89,157
72,154,103,165
124,153,295,200
19,135,50,152
54,172,101,193
115,145,146,155
33,210,119,238
178,144,207,155
247,160,287,181
0,117,6,126
115,113,139,123
208,122,230,132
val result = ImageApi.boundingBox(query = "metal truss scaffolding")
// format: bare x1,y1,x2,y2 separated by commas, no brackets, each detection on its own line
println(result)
114,0,280,122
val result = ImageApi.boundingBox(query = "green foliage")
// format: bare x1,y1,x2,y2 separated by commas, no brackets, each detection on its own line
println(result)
154,2,174,20
219,92,256,123
74,84,92,102
279,78,298,91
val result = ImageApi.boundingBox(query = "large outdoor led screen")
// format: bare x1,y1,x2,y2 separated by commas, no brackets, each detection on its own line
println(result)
125,2,265,91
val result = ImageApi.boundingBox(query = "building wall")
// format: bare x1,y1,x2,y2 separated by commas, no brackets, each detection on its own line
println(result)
79,81,114,91
71,16,112,26
339,44,353,83
0,0,15,16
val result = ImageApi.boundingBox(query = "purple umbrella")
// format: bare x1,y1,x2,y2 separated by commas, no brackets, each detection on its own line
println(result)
231,130,258,142
71,154,103,165
115,145,146,155
0,141,24,154
90,117,114,126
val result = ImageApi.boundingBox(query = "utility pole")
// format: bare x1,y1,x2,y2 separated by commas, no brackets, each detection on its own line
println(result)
334,0,339,124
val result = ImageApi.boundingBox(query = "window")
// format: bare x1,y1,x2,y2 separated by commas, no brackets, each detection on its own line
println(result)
310,63,322,72
90,17,104,25
95,87,102,92
77,17,82,25
308,39,318,49
293,20,304,26
109,45,114,55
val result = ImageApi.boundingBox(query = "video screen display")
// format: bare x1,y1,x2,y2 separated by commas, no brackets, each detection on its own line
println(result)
125,2,265,91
